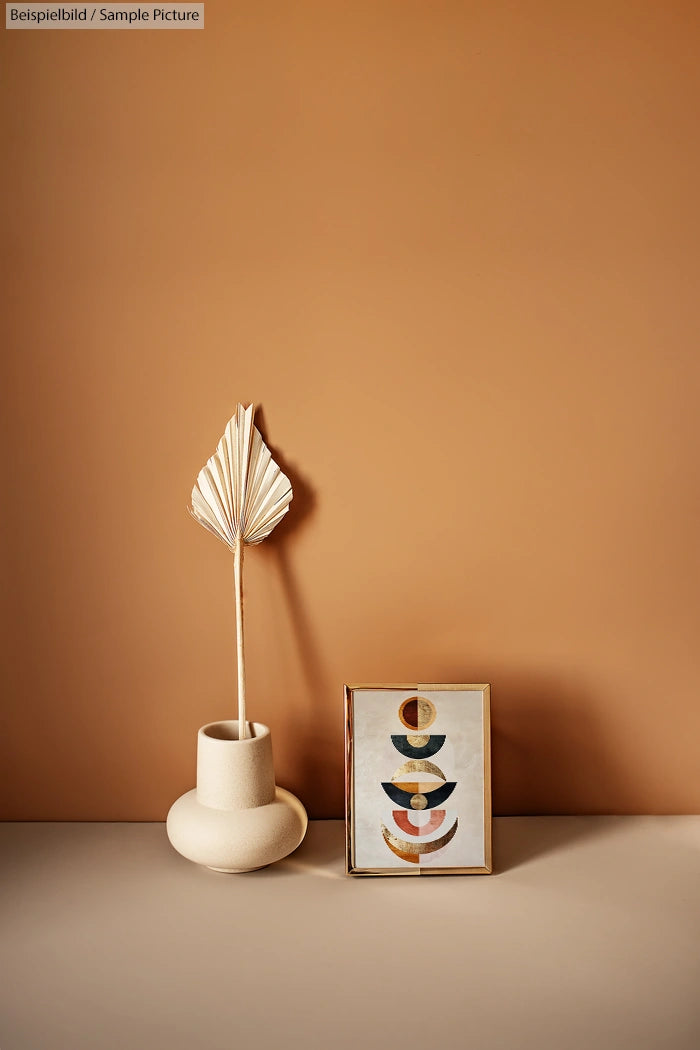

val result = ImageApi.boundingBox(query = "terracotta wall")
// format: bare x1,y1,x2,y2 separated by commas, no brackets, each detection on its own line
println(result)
2,1,699,819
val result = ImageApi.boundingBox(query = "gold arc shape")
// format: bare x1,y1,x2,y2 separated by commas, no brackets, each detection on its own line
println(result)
383,838,420,864
391,760,446,782
393,781,448,794
381,819,459,858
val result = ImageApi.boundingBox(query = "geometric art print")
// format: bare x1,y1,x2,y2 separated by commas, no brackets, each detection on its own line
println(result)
345,684,492,876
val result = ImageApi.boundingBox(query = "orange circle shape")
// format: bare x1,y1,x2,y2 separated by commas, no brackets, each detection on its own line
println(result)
398,696,436,731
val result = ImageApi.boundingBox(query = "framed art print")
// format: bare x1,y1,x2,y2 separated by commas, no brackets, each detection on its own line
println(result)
345,684,491,876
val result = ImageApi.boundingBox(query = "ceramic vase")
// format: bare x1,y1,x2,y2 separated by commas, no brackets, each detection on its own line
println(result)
166,720,307,873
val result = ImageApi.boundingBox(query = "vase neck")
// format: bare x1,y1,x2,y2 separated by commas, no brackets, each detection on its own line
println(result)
196,721,275,810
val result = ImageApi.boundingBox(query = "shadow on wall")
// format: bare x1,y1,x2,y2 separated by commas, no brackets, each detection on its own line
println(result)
438,655,625,818
433,662,627,867
252,410,624,823
255,408,340,818
438,662,623,816
492,672,622,817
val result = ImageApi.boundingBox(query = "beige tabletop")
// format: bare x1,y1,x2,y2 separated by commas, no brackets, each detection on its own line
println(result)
1,817,699,1050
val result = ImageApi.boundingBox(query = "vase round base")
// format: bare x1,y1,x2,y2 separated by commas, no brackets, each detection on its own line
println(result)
167,784,308,874
208,867,261,873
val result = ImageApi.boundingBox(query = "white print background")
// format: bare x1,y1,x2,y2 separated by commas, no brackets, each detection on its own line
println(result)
352,689,486,870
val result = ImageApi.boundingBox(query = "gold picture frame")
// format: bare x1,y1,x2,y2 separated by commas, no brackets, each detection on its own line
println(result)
345,684,492,876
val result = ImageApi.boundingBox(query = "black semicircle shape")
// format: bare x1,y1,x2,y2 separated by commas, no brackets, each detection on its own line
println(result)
381,782,456,809
391,734,446,759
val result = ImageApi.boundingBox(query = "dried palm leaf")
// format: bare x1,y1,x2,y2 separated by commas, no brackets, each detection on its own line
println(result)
190,405,292,737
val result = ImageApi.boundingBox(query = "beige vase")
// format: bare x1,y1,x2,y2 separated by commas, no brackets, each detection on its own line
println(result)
166,720,308,873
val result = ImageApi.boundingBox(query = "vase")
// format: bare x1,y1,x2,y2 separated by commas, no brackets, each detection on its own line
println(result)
166,720,308,873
